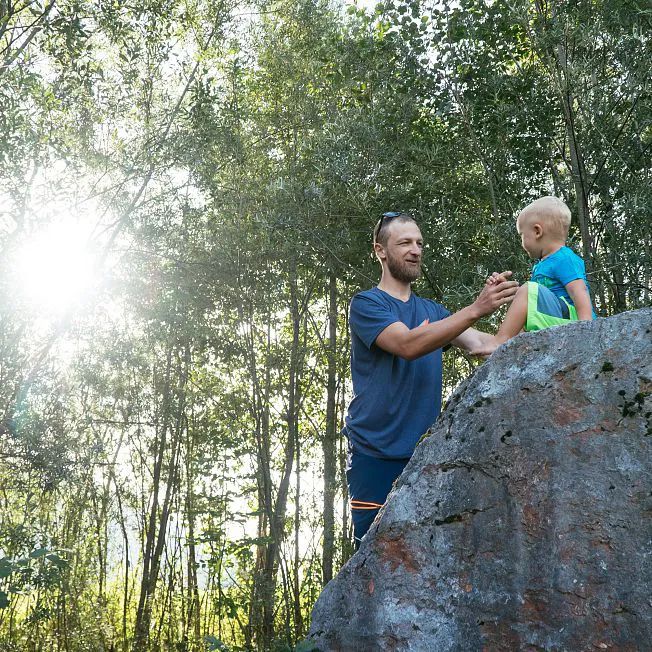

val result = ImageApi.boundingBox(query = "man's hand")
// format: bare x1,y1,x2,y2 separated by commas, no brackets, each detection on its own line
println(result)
471,271,519,318
452,328,498,358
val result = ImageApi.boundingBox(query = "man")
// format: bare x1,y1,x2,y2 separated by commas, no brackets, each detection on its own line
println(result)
344,211,518,547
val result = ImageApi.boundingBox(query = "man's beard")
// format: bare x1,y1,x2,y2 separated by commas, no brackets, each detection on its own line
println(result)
386,250,421,283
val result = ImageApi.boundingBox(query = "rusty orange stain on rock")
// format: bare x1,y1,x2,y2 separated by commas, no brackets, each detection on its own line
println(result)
521,504,536,533
368,578,374,595
589,538,613,553
558,544,574,563
570,424,613,443
480,619,521,651
599,418,619,432
376,536,419,573
553,404,584,426
522,589,551,624
535,460,551,481
419,463,438,476
638,377,652,394
521,503,549,539
458,571,472,593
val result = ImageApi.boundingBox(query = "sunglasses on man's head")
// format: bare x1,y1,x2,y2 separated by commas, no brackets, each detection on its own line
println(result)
374,211,406,241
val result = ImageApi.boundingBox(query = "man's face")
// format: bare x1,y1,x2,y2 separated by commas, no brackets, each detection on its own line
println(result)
380,220,423,283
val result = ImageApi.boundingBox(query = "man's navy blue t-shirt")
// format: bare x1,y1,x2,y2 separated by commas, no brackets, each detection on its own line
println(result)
344,287,450,460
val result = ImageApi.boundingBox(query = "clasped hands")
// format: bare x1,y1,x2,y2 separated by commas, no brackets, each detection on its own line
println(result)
472,270,519,318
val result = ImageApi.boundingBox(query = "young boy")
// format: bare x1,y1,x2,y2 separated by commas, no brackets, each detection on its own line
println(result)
480,196,594,355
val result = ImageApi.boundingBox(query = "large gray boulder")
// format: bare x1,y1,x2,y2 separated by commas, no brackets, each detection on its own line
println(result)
307,308,652,651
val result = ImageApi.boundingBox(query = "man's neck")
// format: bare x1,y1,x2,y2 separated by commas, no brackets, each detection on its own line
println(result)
377,273,412,302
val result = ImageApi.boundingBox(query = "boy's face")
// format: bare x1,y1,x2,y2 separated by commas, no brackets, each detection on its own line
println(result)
516,213,541,260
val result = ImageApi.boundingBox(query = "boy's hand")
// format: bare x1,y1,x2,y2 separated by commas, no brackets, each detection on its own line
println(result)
486,270,514,286
472,271,518,317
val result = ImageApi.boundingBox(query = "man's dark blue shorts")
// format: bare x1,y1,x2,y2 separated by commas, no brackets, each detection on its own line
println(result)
346,443,409,548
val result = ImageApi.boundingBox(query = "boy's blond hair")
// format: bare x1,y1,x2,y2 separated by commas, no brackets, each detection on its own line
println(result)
518,196,572,240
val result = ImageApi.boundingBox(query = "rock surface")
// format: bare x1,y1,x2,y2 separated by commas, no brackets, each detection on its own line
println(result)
307,308,652,651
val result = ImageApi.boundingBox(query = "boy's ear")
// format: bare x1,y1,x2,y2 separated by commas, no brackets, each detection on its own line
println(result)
533,223,544,238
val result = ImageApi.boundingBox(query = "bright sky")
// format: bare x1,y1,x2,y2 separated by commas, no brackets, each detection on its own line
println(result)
7,194,103,317
18,226,95,311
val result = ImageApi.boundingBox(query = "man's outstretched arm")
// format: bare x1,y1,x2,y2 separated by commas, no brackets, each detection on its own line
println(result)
375,273,517,360
451,327,497,356
452,270,515,356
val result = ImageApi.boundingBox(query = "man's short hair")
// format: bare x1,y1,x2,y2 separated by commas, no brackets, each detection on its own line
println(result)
373,212,416,247
519,196,572,239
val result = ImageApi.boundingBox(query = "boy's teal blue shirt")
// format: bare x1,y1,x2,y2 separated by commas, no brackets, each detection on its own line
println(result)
344,287,450,460
532,245,594,314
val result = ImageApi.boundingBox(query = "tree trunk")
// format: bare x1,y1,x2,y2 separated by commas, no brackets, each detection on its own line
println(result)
249,314,273,649
293,413,302,638
322,272,338,585
185,415,202,647
114,479,130,652
259,259,301,648
133,343,189,650
557,65,594,268
133,348,173,651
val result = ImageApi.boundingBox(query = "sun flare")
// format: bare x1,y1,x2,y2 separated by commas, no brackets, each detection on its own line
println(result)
13,220,100,314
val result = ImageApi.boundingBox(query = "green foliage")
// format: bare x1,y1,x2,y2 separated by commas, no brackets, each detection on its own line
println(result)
0,547,69,610
205,635,230,650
